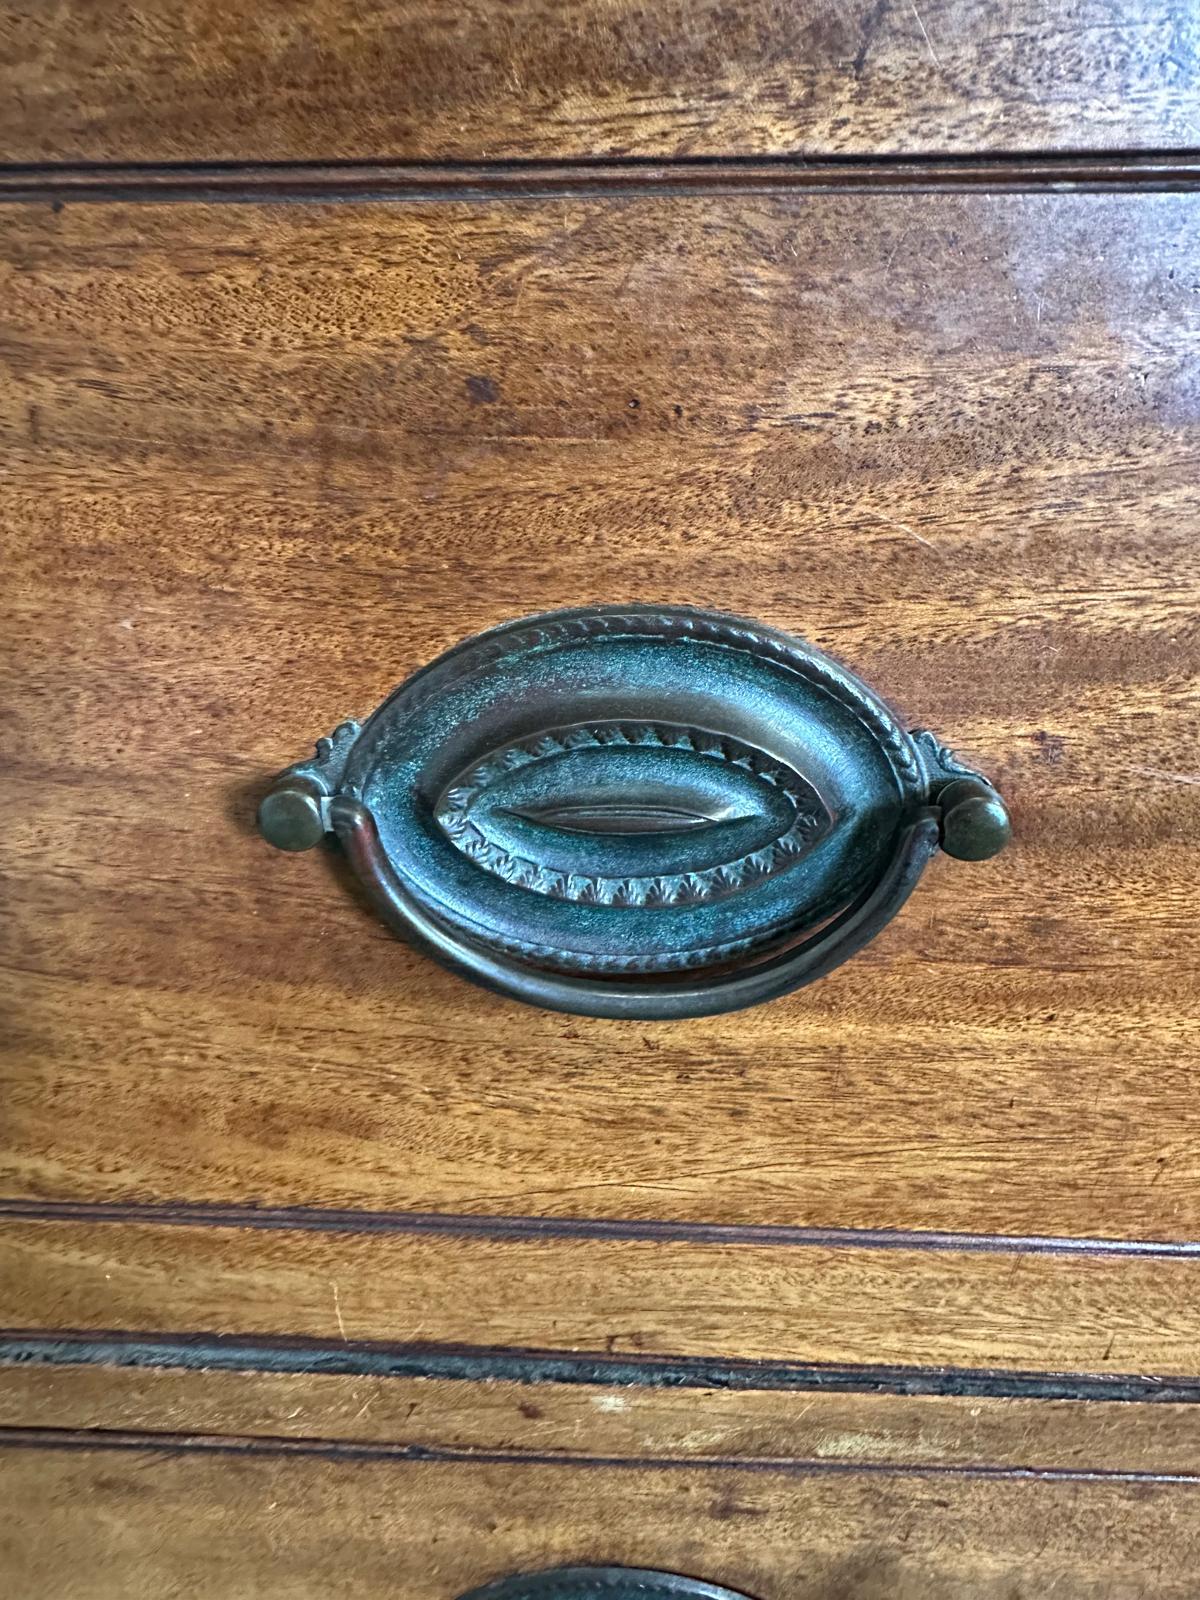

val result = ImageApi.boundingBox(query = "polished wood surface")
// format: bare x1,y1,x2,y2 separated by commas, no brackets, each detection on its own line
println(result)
5,5,1199,1589
5,1446,1200,1599
2,1,1197,163
3,193,1199,1251
6,1218,1200,1375
5,1362,1200,1476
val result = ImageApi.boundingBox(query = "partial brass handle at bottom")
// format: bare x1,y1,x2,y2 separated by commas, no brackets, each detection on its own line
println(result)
259,605,1008,1019
458,1567,757,1599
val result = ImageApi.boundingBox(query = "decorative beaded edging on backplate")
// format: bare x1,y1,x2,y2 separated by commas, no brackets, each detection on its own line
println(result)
343,609,919,976
359,608,924,798
910,727,976,788
436,720,829,908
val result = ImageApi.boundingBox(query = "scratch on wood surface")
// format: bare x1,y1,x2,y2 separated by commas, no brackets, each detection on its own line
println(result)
910,1,943,69
1127,765,1200,787
871,510,940,552
332,1282,348,1342
592,1393,628,1413
883,225,912,277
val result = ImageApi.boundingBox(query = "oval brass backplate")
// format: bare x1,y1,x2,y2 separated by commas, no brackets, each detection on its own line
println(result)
457,1569,757,1600
259,605,1008,1019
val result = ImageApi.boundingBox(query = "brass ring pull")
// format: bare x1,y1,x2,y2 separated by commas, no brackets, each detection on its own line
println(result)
260,605,1008,1019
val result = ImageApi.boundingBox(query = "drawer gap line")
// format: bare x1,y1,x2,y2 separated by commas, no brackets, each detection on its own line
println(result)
3,1197,1199,1261
1,1425,1198,1484
4,1332,1200,1405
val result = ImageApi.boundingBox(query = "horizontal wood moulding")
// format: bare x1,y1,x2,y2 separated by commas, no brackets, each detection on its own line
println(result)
6,1197,1200,1259
3,192,1200,1249
4,153,1200,204
6,1219,1200,1375
1,0,1197,163
6,1449,1200,1598
8,1361,1200,1476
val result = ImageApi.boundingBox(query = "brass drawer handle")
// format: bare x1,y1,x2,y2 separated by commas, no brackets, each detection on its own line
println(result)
457,1568,756,1599
260,605,1008,1019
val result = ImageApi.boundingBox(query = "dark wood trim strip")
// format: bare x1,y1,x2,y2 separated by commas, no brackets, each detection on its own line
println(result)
2,1424,1198,1483
3,1196,1198,1260
0,151,1198,204
4,1331,1200,1405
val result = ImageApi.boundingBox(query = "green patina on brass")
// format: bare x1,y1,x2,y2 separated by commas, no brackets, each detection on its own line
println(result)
259,605,1008,1018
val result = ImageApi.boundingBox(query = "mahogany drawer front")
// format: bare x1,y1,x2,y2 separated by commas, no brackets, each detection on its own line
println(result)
4,1398,1200,1599
3,190,1199,1253
2,0,1196,164
4,83,1200,1594
5,1217,1200,1377
4,1360,1200,1599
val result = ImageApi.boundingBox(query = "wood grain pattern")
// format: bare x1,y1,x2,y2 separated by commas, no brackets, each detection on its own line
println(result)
2,1,1198,163
6,1219,1200,1374
5,1446,1200,1598
6,1361,1200,1475
2,193,1199,1252
4,13,1198,1587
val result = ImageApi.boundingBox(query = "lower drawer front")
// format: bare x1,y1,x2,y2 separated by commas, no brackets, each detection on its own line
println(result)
4,1362,1200,1598
6,1443,1200,1599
